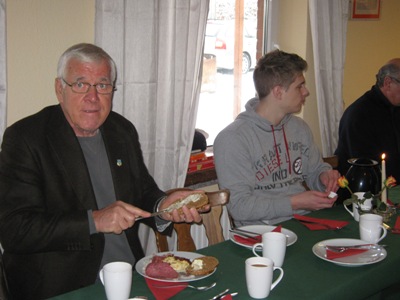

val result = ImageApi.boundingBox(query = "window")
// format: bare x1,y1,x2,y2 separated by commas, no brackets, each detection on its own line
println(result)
196,0,277,146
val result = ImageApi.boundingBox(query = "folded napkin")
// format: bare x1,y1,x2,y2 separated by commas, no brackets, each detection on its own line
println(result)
293,214,349,230
326,248,369,260
233,225,282,246
392,216,400,234
233,234,261,246
145,278,187,300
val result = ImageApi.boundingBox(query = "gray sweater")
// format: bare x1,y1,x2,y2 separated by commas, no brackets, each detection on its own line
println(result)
214,98,331,226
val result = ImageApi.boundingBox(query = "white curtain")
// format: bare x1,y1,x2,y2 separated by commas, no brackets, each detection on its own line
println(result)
308,0,349,156
95,0,209,254
0,0,6,145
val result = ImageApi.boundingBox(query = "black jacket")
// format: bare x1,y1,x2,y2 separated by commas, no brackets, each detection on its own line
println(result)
335,85,400,180
0,105,168,299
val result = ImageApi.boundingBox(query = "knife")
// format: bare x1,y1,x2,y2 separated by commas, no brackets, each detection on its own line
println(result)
324,244,385,251
229,227,261,236
229,230,260,241
135,207,173,221
215,292,238,299
209,288,229,300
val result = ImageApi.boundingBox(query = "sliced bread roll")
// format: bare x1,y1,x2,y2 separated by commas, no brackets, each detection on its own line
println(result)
167,192,209,213
187,256,219,276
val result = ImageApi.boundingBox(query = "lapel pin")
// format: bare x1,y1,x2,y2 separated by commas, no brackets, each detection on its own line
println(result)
117,159,122,167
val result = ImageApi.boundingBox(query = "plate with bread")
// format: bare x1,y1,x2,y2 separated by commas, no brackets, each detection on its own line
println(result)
136,251,219,282
230,225,297,248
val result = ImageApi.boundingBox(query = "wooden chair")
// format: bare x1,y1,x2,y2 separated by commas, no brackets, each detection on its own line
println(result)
154,189,230,252
323,155,338,169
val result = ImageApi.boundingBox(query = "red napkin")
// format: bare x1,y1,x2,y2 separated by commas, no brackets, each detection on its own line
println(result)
293,214,349,230
145,278,187,300
392,216,400,234
233,225,282,246
221,294,233,300
326,248,368,260
233,234,261,245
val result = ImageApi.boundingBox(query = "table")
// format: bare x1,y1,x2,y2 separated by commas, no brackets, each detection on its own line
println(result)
50,205,400,300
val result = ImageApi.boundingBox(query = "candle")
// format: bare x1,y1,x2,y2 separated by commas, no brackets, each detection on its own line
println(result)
381,153,387,204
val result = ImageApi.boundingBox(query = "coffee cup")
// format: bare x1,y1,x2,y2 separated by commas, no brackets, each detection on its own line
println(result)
99,261,132,300
359,213,387,243
252,231,286,267
245,256,284,299
343,192,373,222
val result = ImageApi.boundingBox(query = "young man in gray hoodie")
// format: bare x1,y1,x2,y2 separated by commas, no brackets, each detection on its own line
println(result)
214,50,340,226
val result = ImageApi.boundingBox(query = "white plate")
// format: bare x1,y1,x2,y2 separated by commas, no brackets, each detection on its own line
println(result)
229,225,297,248
135,251,216,282
312,238,387,267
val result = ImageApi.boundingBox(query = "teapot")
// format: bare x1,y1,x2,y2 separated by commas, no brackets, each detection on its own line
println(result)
345,157,380,194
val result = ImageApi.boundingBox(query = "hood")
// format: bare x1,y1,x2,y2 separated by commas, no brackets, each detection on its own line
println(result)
236,97,293,132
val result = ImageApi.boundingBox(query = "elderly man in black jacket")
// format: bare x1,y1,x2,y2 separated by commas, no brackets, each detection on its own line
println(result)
0,43,204,300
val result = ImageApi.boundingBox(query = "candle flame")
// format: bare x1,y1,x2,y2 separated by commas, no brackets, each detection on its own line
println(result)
382,153,386,160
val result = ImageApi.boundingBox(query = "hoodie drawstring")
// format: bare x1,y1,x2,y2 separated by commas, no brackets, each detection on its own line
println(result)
271,125,291,175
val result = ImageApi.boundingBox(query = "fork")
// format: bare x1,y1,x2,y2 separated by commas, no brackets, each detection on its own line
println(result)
151,282,216,291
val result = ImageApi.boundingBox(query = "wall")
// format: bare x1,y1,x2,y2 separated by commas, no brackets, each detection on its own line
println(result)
277,0,321,149
5,0,400,144
6,0,95,126
276,0,400,152
344,0,400,107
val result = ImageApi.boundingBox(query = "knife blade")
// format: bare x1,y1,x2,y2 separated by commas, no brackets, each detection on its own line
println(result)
135,207,172,221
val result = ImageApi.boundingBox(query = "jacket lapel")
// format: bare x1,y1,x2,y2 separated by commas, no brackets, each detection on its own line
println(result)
46,108,98,210
100,122,133,201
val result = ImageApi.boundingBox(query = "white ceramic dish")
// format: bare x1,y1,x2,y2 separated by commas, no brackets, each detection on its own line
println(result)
229,225,297,248
312,238,387,267
135,251,216,282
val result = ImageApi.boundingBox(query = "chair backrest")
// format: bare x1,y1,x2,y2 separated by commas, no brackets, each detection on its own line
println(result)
323,155,339,169
154,189,230,252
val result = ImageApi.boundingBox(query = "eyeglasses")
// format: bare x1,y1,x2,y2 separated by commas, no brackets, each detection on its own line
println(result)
389,76,400,85
62,78,115,94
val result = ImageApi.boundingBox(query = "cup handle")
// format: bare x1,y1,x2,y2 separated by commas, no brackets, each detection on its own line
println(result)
99,269,104,285
343,203,354,217
271,267,284,290
377,225,387,243
252,243,263,257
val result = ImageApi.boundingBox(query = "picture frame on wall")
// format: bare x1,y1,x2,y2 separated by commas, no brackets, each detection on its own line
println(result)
351,0,381,20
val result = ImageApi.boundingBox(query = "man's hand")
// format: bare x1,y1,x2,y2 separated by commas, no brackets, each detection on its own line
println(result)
291,190,336,211
320,169,341,194
92,201,151,234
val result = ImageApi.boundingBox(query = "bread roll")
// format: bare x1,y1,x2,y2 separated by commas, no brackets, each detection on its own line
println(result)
167,192,209,213
187,256,219,276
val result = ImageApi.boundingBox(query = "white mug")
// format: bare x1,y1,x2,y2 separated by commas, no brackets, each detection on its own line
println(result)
343,192,373,222
252,231,286,267
245,256,284,299
99,262,132,300
359,213,387,243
